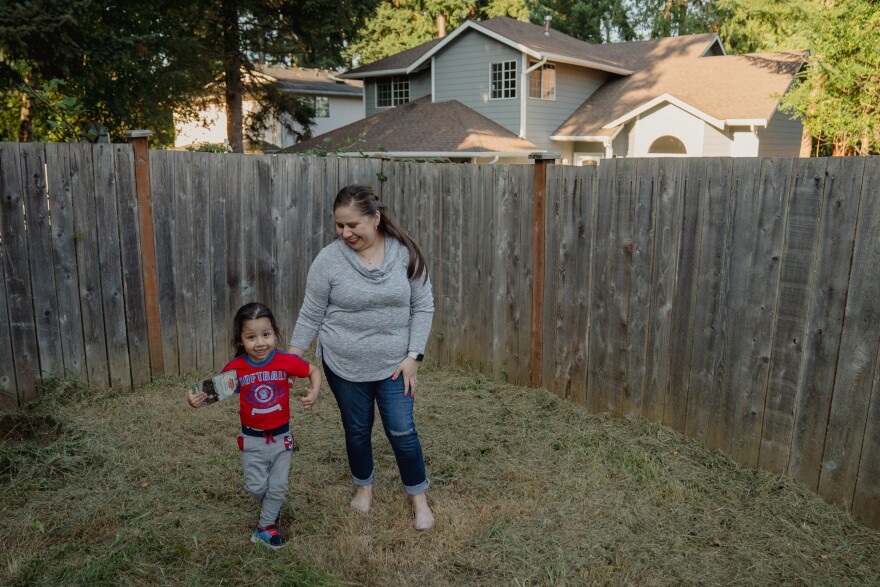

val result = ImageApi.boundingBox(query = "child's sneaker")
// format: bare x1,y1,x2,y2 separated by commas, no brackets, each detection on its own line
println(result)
251,524,287,550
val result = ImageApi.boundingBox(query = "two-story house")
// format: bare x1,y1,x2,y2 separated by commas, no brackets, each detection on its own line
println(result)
289,16,807,164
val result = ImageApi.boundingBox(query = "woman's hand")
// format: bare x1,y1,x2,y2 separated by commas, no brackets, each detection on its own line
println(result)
393,356,420,397
300,385,320,410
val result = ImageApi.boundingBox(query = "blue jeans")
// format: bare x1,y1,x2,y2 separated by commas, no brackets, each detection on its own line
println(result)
324,364,429,495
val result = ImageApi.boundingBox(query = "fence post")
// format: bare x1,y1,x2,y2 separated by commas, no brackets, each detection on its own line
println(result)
124,130,164,376
528,152,560,388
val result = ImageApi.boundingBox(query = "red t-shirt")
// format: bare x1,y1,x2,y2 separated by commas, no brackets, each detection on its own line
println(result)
222,350,310,431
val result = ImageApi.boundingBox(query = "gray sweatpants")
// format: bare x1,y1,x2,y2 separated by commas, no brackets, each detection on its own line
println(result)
239,432,293,528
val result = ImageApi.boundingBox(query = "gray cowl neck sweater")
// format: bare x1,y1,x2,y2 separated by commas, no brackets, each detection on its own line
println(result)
290,236,434,382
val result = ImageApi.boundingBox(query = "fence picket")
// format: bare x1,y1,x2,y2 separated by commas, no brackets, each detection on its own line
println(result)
686,157,733,447
113,144,150,386
759,158,827,472
819,156,880,509
92,144,133,389
664,157,705,433
20,143,63,382
44,144,88,382
787,157,864,488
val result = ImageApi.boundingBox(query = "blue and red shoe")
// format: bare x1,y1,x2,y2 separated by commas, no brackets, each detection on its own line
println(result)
251,524,287,550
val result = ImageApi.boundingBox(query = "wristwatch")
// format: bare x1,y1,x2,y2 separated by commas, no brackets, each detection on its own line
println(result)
407,351,424,362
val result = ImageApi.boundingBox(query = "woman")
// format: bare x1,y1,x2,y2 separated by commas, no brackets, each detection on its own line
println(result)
289,184,435,530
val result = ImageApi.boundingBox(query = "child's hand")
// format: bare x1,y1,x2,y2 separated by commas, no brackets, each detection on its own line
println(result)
300,386,320,410
187,390,208,408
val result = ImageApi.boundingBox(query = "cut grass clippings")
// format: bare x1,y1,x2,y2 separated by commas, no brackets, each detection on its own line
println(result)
1,367,878,586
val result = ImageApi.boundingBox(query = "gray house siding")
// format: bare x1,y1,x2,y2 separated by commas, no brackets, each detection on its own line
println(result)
434,30,522,135
364,69,432,117
525,62,607,152
758,109,803,157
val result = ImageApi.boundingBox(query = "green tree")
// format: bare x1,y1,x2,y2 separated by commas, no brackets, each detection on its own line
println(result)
631,0,720,38
0,0,216,145
716,0,819,54
779,0,880,155
531,0,635,43
344,0,531,66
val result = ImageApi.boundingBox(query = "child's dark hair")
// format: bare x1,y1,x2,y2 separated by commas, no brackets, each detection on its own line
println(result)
334,184,428,283
232,302,280,356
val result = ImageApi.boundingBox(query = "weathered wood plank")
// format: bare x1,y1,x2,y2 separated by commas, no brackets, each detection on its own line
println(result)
479,165,496,372
44,143,87,382
290,156,312,336
570,165,595,404
0,239,15,407
208,153,230,370
512,164,533,385
254,155,277,308
150,151,179,373
492,165,511,381
586,159,616,413
275,156,296,337
190,152,213,371
553,165,578,399
819,156,880,509
853,330,880,528
758,157,827,472
437,162,459,365
20,143,62,382
224,154,246,338
172,150,196,374
607,158,636,417
112,144,150,386
664,157,706,433
92,144,133,389
725,158,790,463
0,142,37,405
787,156,864,488
642,158,684,422
539,164,560,391
625,157,659,418
69,144,110,387
686,157,733,447
460,165,479,370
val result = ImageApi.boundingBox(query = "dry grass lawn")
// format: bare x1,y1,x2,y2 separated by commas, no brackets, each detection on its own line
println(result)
1,365,879,586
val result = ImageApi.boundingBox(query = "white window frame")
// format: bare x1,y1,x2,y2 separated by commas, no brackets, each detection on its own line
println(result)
490,61,517,100
528,62,556,100
376,76,409,108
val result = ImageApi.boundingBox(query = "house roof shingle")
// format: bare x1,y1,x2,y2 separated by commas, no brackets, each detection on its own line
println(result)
286,96,540,156
255,65,363,96
554,49,807,138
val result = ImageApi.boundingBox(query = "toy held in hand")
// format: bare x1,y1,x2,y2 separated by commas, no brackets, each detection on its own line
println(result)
191,370,239,405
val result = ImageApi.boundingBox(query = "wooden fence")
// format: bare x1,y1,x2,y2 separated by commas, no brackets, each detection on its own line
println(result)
0,141,877,529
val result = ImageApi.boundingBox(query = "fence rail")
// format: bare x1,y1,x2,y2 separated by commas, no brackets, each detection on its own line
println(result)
0,141,877,529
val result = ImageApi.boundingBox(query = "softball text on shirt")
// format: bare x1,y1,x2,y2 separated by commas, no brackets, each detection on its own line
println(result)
222,350,310,430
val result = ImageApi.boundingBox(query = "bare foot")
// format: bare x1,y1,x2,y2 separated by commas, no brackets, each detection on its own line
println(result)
350,485,372,513
410,493,434,531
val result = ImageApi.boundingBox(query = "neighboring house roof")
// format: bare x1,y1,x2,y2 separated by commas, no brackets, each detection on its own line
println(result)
254,65,363,97
343,17,632,78
286,96,541,158
341,39,444,78
553,49,807,139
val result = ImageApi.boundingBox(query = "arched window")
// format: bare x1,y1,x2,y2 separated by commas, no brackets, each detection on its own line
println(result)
648,136,687,154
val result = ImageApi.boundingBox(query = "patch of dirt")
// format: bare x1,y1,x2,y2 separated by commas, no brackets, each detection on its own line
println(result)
0,414,61,442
